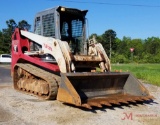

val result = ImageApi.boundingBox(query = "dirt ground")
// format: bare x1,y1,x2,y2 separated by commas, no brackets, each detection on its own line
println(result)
0,65,160,125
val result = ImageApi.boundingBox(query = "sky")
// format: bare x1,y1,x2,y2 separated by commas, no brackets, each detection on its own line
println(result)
0,0,160,39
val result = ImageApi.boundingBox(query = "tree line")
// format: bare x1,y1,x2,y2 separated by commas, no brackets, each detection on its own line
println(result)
0,19,160,63
90,29,160,63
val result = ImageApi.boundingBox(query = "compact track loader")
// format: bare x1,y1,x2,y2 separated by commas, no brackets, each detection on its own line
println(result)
11,6,153,109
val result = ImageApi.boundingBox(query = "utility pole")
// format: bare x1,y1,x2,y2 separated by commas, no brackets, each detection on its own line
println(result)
109,35,112,59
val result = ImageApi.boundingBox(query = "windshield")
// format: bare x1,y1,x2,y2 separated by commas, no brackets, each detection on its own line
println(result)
61,19,84,54
58,7,87,54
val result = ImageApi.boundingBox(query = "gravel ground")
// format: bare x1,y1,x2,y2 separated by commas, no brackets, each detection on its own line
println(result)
0,65,160,125
0,83,159,125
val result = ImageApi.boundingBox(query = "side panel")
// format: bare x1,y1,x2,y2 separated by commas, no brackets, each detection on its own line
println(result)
34,8,57,38
11,29,60,76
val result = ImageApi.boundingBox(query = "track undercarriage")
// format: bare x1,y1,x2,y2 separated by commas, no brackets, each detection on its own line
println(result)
13,63,60,100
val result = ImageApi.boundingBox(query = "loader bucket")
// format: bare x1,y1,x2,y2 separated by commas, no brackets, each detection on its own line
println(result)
57,72,154,109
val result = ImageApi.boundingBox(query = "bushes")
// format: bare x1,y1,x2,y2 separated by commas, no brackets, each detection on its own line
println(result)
111,52,160,63
137,53,160,63
111,54,129,63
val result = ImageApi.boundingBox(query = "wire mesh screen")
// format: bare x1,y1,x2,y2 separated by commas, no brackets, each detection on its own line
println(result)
72,20,83,38
34,17,41,35
42,13,55,37
72,19,83,54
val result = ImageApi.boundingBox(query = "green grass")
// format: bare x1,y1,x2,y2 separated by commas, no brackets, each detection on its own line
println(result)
111,63,160,86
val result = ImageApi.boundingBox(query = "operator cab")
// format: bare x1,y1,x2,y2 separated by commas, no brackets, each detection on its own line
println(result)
34,6,88,55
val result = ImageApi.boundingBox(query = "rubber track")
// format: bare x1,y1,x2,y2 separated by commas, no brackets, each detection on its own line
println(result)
14,63,60,100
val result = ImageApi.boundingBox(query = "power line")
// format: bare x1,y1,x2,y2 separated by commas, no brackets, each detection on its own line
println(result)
49,0,160,8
